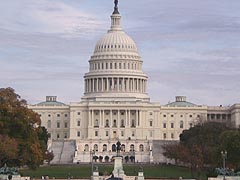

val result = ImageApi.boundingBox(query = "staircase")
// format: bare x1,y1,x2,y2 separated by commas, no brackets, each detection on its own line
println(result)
50,140,76,164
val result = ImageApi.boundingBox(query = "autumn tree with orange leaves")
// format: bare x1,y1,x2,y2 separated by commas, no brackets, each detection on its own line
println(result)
0,87,49,169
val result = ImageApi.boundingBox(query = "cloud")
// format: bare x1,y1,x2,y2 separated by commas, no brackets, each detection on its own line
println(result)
0,0,104,37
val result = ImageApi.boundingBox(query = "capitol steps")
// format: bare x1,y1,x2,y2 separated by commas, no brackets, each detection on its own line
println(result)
50,140,76,164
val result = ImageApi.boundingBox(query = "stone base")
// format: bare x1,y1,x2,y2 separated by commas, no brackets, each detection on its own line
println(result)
112,156,125,178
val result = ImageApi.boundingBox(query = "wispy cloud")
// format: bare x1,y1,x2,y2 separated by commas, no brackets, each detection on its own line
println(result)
0,0,104,37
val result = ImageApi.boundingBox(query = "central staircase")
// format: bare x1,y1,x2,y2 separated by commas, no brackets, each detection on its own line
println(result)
50,140,76,164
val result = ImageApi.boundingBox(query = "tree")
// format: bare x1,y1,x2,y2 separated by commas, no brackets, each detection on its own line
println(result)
163,121,232,179
0,87,48,169
0,135,18,166
219,130,240,169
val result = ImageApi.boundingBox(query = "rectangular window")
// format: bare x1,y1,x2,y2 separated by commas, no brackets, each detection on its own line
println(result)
163,133,167,139
150,131,153,137
171,133,174,139
121,131,124,137
95,131,98,137
64,133,67,138
57,122,60,128
57,134,60,138
163,123,166,128
65,122,68,128
150,121,153,127
171,123,174,128
132,131,135,137
77,131,80,137
77,121,80,126
106,131,109,137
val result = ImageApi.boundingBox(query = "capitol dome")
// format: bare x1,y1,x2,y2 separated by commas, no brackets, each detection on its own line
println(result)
94,31,138,54
82,1,150,102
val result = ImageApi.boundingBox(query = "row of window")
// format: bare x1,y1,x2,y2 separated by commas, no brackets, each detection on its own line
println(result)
96,44,135,50
50,132,68,139
94,111,135,116
46,113,68,117
93,130,135,137
84,143,143,152
90,61,141,71
47,121,68,128
162,121,186,129
94,119,136,128
162,114,200,118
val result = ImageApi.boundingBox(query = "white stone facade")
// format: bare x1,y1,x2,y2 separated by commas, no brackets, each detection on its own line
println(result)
28,2,240,163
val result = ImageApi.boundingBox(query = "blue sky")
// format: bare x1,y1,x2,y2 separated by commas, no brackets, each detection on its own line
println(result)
0,0,240,106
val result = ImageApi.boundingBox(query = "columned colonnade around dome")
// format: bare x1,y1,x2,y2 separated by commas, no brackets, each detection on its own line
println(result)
85,77,147,93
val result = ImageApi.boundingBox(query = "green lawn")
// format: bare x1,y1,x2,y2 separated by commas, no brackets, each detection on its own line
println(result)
19,164,207,179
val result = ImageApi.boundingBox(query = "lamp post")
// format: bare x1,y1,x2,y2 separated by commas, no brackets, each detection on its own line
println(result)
221,150,227,180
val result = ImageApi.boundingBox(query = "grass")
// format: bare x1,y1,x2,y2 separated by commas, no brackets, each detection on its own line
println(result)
19,164,207,179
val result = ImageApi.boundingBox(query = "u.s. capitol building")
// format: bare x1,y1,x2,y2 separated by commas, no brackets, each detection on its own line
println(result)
29,1,240,164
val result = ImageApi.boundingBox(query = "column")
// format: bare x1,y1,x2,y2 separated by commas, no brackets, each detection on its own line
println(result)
137,79,139,92
103,110,105,125
93,79,95,92
101,78,104,92
118,110,120,127
89,110,92,126
128,110,131,126
139,111,141,126
110,110,113,127
96,78,99,92
91,110,94,126
117,78,120,91
112,77,114,91
145,80,147,93
136,110,139,126
127,78,129,92
107,78,109,91
125,110,128,127
100,110,102,127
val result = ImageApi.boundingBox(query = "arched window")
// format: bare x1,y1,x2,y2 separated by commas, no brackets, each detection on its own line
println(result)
139,144,144,152
94,144,98,152
84,144,89,152
112,144,116,152
130,144,134,151
103,144,107,152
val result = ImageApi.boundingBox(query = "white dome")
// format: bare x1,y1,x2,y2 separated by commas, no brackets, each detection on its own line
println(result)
94,31,138,53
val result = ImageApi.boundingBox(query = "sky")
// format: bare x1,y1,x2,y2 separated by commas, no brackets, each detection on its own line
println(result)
0,0,240,106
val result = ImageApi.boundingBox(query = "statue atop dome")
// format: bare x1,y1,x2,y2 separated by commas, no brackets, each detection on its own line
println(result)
113,0,119,14
114,0,118,8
